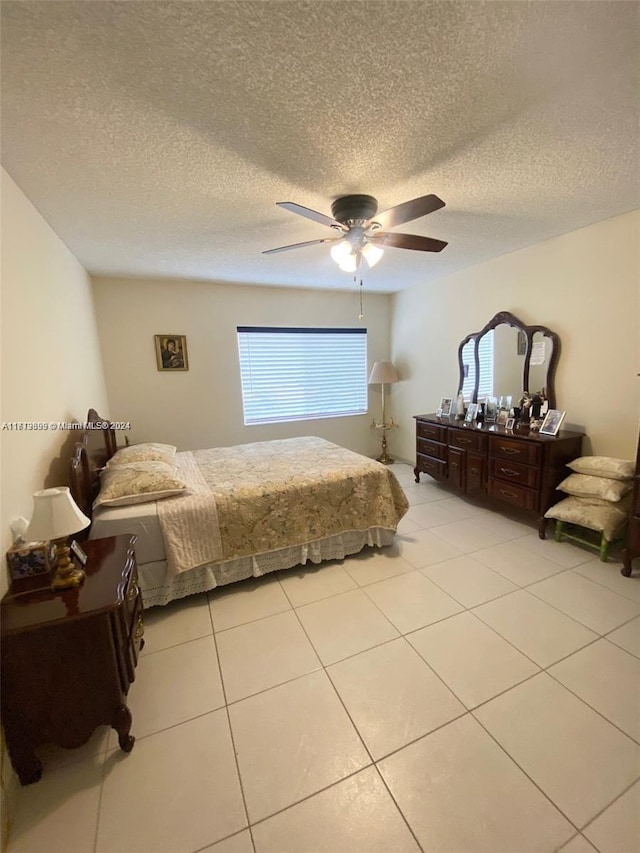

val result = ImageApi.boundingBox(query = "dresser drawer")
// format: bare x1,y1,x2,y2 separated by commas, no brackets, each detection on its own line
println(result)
490,436,541,467
487,478,537,511
417,421,447,443
466,452,486,495
449,428,485,452
417,436,447,461
489,458,539,489
448,448,465,491
416,453,447,481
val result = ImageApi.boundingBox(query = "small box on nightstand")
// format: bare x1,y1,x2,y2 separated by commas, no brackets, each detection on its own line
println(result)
5,540,55,595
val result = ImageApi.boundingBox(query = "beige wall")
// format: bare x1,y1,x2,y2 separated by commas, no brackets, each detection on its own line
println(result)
0,169,109,593
391,210,640,462
91,277,392,457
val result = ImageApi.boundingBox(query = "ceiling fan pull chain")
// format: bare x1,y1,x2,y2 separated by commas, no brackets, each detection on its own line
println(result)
358,277,364,321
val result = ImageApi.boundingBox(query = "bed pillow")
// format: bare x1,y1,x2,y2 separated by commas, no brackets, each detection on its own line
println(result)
567,456,634,481
95,461,186,508
106,442,177,468
557,473,632,502
545,495,630,541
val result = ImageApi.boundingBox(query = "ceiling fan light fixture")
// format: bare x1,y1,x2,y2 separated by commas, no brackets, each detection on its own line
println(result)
330,240,353,263
265,193,447,267
361,241,384,268
338,253,358,273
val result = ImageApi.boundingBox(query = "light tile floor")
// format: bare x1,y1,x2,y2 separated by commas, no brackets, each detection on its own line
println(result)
7,463,640,853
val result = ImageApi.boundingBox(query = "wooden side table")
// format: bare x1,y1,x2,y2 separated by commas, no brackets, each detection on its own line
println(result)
1,535,144,784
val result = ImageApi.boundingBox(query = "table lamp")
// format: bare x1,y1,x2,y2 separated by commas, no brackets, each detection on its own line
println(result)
25,487,91,589
368,360,399,464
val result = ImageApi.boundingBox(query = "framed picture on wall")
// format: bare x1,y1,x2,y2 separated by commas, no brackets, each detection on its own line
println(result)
155,335,189,371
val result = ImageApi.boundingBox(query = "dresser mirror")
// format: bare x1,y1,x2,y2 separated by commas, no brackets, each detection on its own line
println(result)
457,311,560,408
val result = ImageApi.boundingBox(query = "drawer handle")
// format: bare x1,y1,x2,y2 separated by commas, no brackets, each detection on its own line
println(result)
499,488,518,499
128,582,139,601
470,467,479,476
499,467,519,477
134,614,144,640
451,462,459,469
500,447,521,456
457,437,472,445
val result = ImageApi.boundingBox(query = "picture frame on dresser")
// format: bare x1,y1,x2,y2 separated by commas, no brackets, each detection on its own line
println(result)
70,539,87,566
465,403,478,423
484,397,498,422
437,397,452,417
540,409,566,436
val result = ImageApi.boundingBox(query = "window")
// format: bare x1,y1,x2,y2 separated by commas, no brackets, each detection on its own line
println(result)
237,327,368,425
461,329,494,400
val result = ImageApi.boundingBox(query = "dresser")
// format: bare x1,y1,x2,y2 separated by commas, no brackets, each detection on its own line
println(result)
1,535,143,784
621,432,640,577
414,415,584,537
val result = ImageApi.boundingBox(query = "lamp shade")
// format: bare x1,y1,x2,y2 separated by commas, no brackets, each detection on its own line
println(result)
361,242,384,268
25,487,90,542
368,361,399,385
330,240,353,263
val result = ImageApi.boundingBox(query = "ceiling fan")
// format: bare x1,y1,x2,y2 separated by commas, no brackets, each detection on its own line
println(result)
263,193,447,272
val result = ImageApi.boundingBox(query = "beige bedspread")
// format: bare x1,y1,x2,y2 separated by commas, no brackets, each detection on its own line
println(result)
157,436,409,574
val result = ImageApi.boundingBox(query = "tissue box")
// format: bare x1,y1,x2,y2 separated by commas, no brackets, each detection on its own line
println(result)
6,540,56,594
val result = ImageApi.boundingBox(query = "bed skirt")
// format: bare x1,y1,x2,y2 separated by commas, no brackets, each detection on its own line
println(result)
139,527,395,607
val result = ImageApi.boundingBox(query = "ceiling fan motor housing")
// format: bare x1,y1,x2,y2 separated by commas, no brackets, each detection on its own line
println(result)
331,195,378,225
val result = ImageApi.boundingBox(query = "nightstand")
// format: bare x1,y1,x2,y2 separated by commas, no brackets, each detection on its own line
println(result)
1,534,144,784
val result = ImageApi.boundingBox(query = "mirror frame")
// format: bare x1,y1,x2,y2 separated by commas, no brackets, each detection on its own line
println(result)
457,310,561,408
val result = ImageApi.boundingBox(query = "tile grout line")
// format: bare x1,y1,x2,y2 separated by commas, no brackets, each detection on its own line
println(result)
521,576,640,636
469,602,604,671
468,710,583,837
206,590,256,852
577,776,640,838
544,667,640,748
572,564,640,605
281,582,429,850
370,763,427,853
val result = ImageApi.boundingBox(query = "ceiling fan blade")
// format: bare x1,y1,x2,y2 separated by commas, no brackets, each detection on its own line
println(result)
369,194,445,230
276,202,345,230
370,232,448,252
262,237,340,255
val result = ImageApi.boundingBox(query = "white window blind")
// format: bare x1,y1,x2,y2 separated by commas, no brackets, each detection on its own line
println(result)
237,327,368,426
461,330,494,400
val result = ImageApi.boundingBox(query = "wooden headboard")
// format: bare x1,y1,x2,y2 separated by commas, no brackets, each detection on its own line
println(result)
70,409,118,522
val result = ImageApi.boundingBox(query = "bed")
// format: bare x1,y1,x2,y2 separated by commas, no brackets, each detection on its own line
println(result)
71,410,409,607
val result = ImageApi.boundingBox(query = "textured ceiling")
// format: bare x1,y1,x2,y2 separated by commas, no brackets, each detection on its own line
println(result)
2,1,639,293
